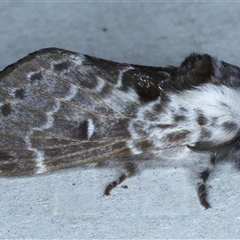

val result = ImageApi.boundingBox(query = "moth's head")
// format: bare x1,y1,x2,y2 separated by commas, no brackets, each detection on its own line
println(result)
179,53,240,90
178,53,215,86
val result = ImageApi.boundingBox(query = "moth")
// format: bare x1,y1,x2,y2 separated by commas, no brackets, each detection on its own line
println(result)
1,48,240,209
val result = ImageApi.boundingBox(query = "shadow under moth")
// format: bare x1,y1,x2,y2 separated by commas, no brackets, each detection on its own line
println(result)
1,48,240,209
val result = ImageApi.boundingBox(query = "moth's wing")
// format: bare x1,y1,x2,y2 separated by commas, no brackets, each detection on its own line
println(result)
0,48,179,176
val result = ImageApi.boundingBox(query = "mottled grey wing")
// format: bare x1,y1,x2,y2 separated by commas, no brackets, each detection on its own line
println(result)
0,48,178,176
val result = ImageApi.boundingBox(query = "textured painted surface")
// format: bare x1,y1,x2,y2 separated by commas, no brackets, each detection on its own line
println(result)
1,2,240,239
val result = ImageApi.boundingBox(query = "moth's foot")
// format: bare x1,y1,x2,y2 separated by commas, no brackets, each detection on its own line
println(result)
104,174,127,196
197,183,211,209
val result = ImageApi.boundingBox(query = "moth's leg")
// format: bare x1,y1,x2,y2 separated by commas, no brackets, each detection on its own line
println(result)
104,163,137,196
197,169,211,209
104,174,128,196
195,155,216,209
